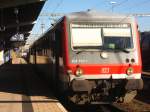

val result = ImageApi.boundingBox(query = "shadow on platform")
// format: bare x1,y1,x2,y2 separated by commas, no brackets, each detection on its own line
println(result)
0,60,57,102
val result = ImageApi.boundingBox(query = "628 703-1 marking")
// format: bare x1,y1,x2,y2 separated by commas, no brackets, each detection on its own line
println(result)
101,68,110,73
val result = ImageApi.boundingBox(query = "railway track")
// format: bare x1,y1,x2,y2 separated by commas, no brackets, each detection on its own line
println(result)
112,99,150,112
54,71,150,112
58,72,150,112
59,97,150,112
57,95,123,112
64,104,124,112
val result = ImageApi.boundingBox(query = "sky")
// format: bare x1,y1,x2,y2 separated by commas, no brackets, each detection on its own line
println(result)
26,0,150,44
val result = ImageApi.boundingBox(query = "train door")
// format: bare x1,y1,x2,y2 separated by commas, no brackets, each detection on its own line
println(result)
54,29,62,89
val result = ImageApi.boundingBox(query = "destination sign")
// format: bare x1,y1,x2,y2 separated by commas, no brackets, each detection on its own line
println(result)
71,23,129,28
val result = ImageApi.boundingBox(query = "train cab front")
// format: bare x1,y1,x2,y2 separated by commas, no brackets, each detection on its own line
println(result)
66,64,143,104
63,21,143,104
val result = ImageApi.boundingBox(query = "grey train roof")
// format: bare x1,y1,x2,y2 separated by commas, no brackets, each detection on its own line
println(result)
65,10,134,22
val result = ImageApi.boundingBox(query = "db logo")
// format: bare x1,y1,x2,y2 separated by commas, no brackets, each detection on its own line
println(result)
101,68,109,73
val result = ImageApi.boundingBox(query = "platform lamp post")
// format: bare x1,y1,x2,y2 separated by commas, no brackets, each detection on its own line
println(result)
110,1,117,12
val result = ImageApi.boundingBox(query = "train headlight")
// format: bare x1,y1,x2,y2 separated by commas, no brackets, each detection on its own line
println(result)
75,68,83,77
127,67,134,75
101,52,108,59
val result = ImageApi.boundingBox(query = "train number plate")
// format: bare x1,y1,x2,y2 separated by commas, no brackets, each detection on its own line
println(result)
101,68,110,73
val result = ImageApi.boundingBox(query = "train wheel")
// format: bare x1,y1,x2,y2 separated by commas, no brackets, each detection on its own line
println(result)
119,90,137,103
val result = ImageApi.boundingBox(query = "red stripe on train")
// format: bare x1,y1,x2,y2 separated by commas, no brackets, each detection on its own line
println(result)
66,64,141,74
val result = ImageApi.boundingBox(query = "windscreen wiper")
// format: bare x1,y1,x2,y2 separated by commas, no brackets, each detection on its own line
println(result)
75,50,86,54
116,48,130,53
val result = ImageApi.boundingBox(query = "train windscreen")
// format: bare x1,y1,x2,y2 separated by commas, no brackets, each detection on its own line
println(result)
103,28,133,50
71,23,133,51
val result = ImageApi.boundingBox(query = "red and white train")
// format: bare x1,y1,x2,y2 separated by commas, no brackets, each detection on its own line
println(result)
29,10,143,104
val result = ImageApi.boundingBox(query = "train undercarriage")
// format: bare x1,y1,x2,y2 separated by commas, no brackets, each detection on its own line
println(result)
64,79,143,104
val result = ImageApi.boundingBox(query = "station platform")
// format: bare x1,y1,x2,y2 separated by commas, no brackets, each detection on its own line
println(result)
0,58,67,112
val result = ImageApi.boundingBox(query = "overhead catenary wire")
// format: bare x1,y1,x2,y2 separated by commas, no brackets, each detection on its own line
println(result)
37,0,64,34
27,0,65,45
124,0,150,10
27,0,150,45
106,0,131,12
115,0,129,7
107,0,150,12
107,0,129,11
52,0,64,13
37,0,64,33
117,0,150,23
39,0,64,30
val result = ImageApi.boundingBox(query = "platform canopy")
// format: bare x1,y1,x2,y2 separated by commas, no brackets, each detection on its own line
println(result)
0,0,46,48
